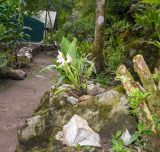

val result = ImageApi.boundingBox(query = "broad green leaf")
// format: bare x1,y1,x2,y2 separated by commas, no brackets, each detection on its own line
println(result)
116,130,122,138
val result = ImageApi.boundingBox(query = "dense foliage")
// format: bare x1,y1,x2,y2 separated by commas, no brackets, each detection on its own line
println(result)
0,0,25,76
0,0,25,45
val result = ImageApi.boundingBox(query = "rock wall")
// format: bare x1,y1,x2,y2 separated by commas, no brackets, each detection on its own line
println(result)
15,85,136,152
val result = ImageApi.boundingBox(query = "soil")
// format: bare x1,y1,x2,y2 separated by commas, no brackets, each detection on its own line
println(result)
0,54,56,152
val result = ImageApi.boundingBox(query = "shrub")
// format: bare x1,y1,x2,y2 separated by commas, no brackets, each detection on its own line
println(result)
0,0,25,45
131,0,160,39
104,19,131,71
77,42,92,56
111,131,131,152
105,37,125,71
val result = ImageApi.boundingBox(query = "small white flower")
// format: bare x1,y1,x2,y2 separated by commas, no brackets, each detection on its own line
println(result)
57,50,65,65
66,53,72,63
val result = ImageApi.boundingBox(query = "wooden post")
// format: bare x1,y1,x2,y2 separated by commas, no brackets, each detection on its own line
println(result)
155,57,160,91
117,65,157,133
133,54,159,111
44,10,48,43
48,11,53,41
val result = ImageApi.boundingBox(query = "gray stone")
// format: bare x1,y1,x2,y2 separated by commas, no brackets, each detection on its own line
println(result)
61,93,69,101
7,68,26,80
87,81,94,85
66,96,79,105
121,129,131,146
79,95,93,102
20,115,43,141
50,85,56,91
87,83,105,96
96,90,121,106
18,112,49,144
17,47,33,68
56,114,101,147
110,96,129,117
58,84,72,91
17,47,33,58
87,84,95,94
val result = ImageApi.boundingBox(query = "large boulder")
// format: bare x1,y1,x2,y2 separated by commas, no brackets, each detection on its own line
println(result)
17,47,33,68
96,90,122,106
87,83,105,96
56,114,101,147
7,68,26,80
16,110,52,151
16,86,136,152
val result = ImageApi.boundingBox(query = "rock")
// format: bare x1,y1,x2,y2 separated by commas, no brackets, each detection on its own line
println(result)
61,93,69,101
18,115,45,142
7,68,26,80
35,91,50,113
50,85,56,91
87,84,95,92
16,87,137,152
87,83,105,96
99,112,136,150
87,80,94,85
110,96,129,116
120,129,131,146
66,96,79,105
17,47,33,57
79,95,93,102
96,90,121,106
17,110,51,149
56,114,101,147
58,84,72,91
17,47,33,68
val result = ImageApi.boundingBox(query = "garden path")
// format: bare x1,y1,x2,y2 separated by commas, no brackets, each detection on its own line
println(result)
0,54,55,152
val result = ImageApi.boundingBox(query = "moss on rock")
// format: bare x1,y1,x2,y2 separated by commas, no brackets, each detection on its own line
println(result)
16,88,137,152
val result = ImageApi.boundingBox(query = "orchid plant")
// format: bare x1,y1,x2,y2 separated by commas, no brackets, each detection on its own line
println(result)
48,37,95,94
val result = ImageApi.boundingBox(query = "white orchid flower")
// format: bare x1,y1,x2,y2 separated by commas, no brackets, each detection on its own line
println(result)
57,50,65,66
66,53,72,63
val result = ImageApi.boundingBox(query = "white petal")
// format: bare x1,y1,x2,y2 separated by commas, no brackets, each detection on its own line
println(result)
66,54,72,63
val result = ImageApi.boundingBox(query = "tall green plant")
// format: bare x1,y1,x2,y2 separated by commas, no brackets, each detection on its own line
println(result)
46,37,95,93
105,36,125,71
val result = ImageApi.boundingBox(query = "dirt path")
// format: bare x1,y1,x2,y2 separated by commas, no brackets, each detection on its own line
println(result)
0,54,56,152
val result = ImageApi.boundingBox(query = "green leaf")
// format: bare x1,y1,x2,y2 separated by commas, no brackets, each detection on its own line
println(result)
116,130,122,138
55,76,66,87
60,37,70,56
130,132,141,144
137,123,145,133
143,129,152,135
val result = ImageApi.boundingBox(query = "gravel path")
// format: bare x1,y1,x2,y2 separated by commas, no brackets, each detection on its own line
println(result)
0,54,55,152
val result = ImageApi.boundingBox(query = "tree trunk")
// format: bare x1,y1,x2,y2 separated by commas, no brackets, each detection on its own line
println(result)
93,0,105,73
